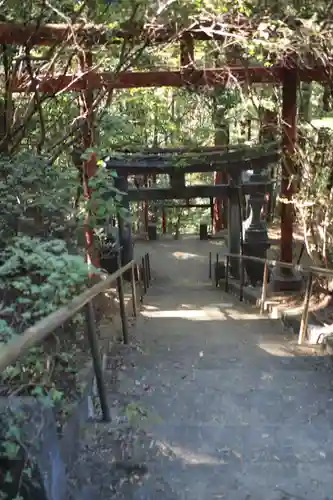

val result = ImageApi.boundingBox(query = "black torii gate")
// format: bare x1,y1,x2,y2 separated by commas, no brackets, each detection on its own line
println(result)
105,143,279,281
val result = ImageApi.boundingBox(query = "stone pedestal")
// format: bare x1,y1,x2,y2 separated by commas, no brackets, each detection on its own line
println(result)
271,265,303,292
147,223,157,240
199,223,208,240
243,234,270,286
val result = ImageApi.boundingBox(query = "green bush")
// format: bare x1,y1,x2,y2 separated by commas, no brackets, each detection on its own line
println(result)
0,236,94,344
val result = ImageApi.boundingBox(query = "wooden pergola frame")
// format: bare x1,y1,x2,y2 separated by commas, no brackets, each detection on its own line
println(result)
0,21,326,269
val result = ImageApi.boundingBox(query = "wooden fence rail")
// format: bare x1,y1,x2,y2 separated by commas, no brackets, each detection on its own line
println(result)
0,254,151,421
209,251,333,346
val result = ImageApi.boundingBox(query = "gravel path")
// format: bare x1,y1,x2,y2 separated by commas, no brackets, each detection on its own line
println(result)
70,237,333,500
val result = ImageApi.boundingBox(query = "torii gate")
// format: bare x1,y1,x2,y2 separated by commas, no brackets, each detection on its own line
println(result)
0,21,326,289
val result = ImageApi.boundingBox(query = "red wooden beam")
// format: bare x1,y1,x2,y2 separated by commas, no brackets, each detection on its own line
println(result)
10,66,333,94
0,21,243,46
116,145,232,154
0,22,131,46
11,67,281,93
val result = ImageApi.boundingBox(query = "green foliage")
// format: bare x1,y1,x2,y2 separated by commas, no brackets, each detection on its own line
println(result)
0,153,76,246
293,83,333,264
0,236,92,343
125,402,162,426
2,2,333,497
0,396,66,500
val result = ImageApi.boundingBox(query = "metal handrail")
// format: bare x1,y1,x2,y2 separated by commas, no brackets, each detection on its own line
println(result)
210,251,333,346
226,252,333,277
0,253,152,421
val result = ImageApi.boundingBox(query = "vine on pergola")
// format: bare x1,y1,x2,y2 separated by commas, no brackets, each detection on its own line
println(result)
1,1,333,266
1,3,333,156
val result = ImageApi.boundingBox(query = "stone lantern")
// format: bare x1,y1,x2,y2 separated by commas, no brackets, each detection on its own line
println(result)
243,168,271,286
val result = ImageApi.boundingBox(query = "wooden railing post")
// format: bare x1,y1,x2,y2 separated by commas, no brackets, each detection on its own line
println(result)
141,256,147,294
224,255,229,292
116,250,129,344
298,272,313,345
85,301,110,421
260,261,269,315
131,261,138,317
239,256,244,302
145,253,150,286
136,263,143,303
146,253,151,283
215,253,219,288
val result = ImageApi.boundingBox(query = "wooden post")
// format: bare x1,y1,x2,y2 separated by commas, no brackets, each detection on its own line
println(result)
210,197,214,232
271,70,301,292
145,253,150,287
152,173,157,221
146,253,151,282
162,207,167,234
239,256,244,302
224,255,230,292
213,171,223,233
116,250,129,344
130,261,138,318
215,253,219,288
85,302,110,421
141,257,147,294
144,175,149,233
281,69,298,264
136,263,143,303
79,51,100,269
298,272,313,344
180,34,194,70
260,261,269,315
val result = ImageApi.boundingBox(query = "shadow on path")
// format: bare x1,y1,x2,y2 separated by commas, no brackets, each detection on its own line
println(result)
106,238,333,499
74,238,333,500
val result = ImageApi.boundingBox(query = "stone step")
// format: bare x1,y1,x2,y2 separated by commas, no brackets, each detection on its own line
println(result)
70,418,333,500
144,422,333,464
104,360,333,429
106,343,331,372
101,421,333,500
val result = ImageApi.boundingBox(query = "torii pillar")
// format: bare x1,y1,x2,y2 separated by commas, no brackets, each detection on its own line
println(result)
79,51,100,270
271,68,302,291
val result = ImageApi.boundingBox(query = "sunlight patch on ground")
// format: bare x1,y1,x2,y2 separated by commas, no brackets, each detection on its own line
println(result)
201,306,228,319
223,309,263,320
172,251,202,260
210,303,234,308
157,441,223,465
179,303,233,310
142,305,159,311
258,342,296,357
209,240,225,246
141,308,226,321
